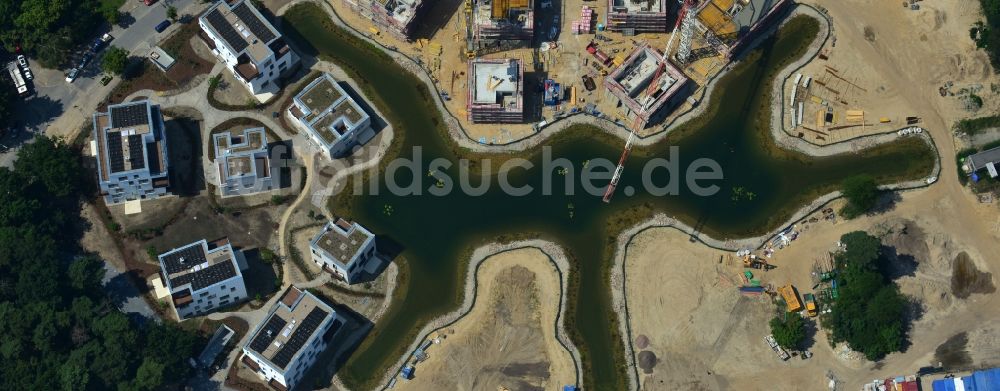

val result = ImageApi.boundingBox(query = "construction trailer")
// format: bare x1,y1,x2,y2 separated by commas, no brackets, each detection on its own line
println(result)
6,62,28,96
694,0,792,60
604,42,688,129
778,284,803,312
342,0,428,41
467,58,525,123
472,0,534,50
606,0,669,33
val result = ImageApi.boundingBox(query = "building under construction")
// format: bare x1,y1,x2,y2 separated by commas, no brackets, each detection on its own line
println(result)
604,42,688,129
342,0,428,41
467,58,524,124
473,0,535,51
694,0,791,59
606,0,669,34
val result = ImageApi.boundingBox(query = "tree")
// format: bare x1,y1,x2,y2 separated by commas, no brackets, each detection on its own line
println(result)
166,6,178,22
769,312,806,350
208,73,222,90
102,46,129,76
0,85,13,123
840,174,879,218
824,231,909,361
68,256,106,291
133,358,165,391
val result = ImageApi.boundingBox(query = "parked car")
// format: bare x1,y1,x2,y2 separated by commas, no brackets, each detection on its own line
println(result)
16,55,27,68
144,0,157,5
101,33,114,43
154,20,171,33
22,68,33,80
65,68,79,83
79,53,93,67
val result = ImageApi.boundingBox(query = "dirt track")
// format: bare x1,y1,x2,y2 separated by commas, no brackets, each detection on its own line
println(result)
393,248,576,391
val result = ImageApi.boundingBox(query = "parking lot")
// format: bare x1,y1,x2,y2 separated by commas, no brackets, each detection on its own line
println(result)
1,0,203,167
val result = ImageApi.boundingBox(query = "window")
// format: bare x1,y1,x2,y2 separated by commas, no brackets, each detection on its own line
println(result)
231,287,237,292
220,295,231,301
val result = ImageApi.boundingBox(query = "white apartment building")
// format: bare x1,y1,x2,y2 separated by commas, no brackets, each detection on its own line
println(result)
241,286,345,391
199,0,298,95
213,127,274,197
288,73,375,159
157,238,249,320
309,219,377,284
93,100,171,205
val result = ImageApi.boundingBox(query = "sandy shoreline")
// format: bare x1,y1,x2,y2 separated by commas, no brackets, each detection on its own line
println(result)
368,240,583,390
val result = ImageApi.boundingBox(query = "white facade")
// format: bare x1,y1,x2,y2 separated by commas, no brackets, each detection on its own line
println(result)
213,127,275,197
199,0,299,95
309,219,377,284
93,100,171,205
288,73,375,160
157,238,248,320
242,287,344,390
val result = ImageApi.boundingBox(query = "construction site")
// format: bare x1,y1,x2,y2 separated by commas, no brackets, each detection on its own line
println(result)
330,0,795,143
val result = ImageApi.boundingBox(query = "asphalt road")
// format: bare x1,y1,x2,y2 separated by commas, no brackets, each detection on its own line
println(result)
1,0,200,167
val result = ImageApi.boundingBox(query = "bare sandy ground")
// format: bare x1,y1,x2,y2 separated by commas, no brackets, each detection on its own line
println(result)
393,248,576,391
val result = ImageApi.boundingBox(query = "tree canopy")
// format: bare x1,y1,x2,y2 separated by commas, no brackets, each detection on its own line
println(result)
975,0,1000,72
0,0,116,68
770,312,806,350
101,46,129,76
824,231,909,361
840,174,879,218
0,137,203,390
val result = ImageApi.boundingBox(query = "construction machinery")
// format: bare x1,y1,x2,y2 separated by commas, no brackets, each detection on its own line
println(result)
803,293,818,317
664,0,700,65
778,284,803,313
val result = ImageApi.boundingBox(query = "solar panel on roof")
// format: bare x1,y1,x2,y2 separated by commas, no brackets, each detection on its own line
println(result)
127,135,146,170
107,132,125,173
271,307,328,369
171,261,237,291
249,315,287,353
233,2,276,43
110,103,149,128
206,8,249,53
161,243,208,274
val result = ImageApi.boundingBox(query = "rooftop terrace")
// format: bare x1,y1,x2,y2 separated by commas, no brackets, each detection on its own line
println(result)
202,0,285,64
246,287,341,370
159,238,241,292
312,219,374,268
292,74,370,146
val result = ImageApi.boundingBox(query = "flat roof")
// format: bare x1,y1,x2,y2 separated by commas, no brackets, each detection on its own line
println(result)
246,287,341,370
471,59,522,105
310,219,374,269
201,0,285,64
93,101,166,181
968,146,1000,172
610,0,666,13
158,238,241,292
292,73,370,147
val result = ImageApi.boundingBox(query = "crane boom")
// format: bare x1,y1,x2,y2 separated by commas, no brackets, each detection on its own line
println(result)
602,128,637,203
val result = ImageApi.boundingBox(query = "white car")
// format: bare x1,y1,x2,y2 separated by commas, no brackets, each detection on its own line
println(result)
65,68,79,83
17,55,27,68
23,68,33,80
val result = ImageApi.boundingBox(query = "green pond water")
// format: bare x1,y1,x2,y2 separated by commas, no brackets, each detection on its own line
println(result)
282,6,935,390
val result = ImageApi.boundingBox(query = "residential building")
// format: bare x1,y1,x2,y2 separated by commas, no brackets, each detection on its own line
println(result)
341,0,428,41
694,0,792,59
309,219,377,284
242,286,345,391
199,0,298,95
213,127,274,197
604,42,688,129
157,238,248,320
467,58,524,124
288,73,375,159
92,100,171,205
606,0,668,34
472,0,534,51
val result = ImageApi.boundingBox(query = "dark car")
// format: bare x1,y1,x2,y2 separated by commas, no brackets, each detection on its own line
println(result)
154,20,171,33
